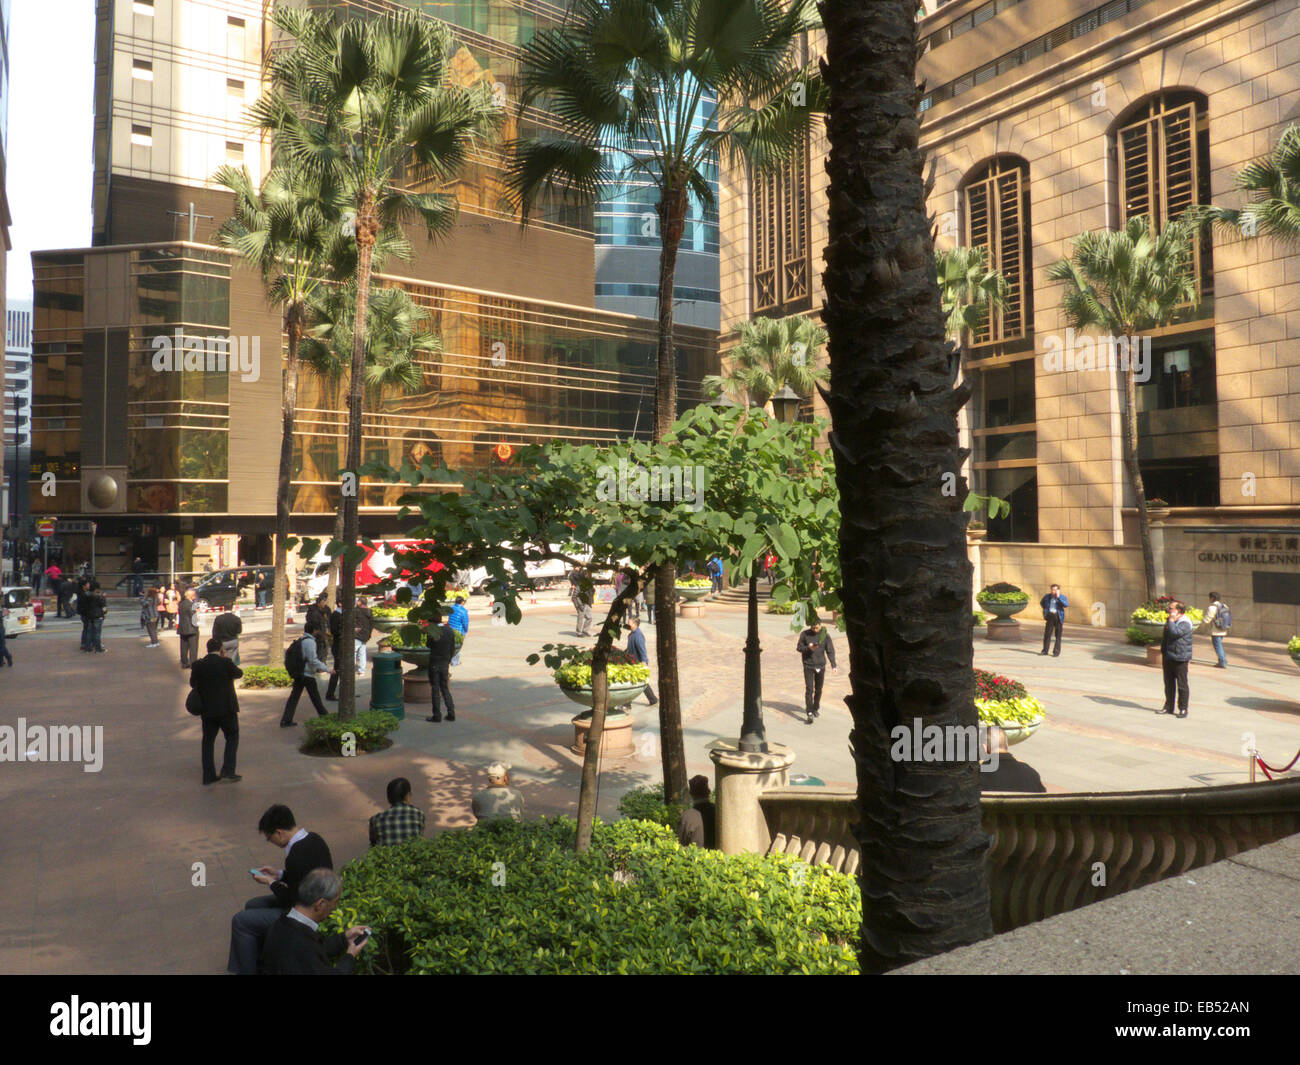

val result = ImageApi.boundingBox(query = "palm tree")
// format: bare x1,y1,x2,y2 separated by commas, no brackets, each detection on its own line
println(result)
214,162,349,664
1200,124,1300,244
935,245,1007,344
703,314,829,411
509,0,823,800
1047,215,1199,600
255,6,499,717
821,0,992,971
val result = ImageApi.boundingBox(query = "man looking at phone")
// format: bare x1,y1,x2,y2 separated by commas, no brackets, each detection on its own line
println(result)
226,804,333,975
260,868,369,975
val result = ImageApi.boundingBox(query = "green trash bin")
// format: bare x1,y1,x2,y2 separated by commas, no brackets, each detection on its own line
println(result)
370,651,405,719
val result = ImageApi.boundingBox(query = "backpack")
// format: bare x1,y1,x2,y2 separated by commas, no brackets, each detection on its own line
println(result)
1216,602,1231,630
284,636,306,677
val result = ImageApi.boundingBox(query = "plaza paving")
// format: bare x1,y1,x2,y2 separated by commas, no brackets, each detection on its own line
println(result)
1,592,1298,973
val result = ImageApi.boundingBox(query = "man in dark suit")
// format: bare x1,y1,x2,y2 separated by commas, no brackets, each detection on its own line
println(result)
260,868,369,975
226,804,334,974
190,637,242,785
177,587,200,668
425,610,457,723
325,604,343,700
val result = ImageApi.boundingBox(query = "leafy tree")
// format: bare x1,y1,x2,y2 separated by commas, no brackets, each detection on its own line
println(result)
1046,215,1199,600
508,0,825,800
1199,124,1300,244
703,315,829,411
256,6,499,717
214,162,350,662
821,0,991,971
935,245,1007,344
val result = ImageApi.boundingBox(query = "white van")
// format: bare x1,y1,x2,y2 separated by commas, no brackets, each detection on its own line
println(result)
2,586,38,637
457,547,571,595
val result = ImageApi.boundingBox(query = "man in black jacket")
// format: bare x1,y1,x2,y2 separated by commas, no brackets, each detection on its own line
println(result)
211,604,243,665
75,577,93,652
227,804,334,974
261,868,369,975
177,587,200,668
82,581,108,654
325,604,343,700
190,637,242,785
426,611,457,723
795,618,838,724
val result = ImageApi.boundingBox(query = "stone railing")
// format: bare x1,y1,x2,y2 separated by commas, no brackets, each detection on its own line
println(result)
759,778,1300,931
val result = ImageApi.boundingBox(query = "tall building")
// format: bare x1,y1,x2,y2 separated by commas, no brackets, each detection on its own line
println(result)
32,0,717,574
4,297,31,542
720,1,1300,641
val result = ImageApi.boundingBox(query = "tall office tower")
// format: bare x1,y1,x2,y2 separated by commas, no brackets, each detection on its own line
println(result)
4,298,31,542
593,87,721,331
32,0,716,570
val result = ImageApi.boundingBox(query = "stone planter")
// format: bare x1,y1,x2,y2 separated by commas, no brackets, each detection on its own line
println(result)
967,528,988,542
396,647,431,670
1146,507,1170,522
1145,645,1163,668
371,615,408,634
558,680,648,709
1132,617,1166,639
978,599,1028,620
1291,649,1300,671
571,709,635,756
1000,719,1043,745
675,585,710,602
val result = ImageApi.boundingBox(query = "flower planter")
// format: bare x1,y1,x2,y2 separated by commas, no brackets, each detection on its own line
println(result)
371,615,408,634
1289,649,1300,671
397,647,431,670
1146,507,1170,522
966,528,988,542
558,681,648,709
978,599,1028,620
674,585,710,602
999,719,1043,746
1133,618,1166,639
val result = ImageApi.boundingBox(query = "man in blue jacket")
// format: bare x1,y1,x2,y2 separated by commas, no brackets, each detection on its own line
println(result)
1159,601,1195,718
624,616,657,705
448,595,469,666
1039,583,1069,657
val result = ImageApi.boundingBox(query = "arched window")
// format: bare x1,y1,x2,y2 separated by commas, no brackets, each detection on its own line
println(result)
962,156,1031,346
1112,91,1212,296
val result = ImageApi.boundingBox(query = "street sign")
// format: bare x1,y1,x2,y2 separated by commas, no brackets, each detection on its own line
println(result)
37,519,56,537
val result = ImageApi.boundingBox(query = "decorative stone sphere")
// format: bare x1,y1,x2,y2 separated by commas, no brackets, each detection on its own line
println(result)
87,473,120,509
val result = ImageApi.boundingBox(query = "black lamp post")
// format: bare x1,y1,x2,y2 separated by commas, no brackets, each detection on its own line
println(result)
770,384,800,424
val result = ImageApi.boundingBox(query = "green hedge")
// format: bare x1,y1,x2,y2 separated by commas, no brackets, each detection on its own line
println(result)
303,711,401,754
240,666,293,689
617,783,687,828
322,818,860,974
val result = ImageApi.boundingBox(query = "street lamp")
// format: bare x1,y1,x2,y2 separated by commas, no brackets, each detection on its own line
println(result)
708,392,739,414
770,385,800,424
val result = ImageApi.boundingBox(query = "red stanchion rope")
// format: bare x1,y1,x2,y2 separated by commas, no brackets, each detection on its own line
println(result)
1255,747,1300,777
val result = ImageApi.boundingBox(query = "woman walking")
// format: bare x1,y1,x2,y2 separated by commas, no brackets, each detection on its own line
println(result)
141,586,160,647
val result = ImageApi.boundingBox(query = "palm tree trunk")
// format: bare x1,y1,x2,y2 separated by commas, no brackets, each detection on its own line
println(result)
652,182,690,802
338,191,378,720
822,0,991,972
1120,364,1157,600
575,579,640,852
271,304,303,664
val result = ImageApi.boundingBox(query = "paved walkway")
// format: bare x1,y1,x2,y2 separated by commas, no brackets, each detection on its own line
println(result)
2,598,1298,973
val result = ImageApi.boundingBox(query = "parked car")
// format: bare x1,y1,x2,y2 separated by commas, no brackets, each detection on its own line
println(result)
193,566,280,609
2,586,39,636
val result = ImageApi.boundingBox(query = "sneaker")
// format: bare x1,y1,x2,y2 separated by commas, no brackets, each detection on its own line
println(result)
1157,707,1173,715
806,712,814,724
445,712,456,722
1039,650,1049,656
426,715,442,723
219,774,242,783
202,777,220,786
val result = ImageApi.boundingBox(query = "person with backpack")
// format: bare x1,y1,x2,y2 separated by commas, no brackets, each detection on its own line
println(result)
1201,592,1230,669
279,622,331,727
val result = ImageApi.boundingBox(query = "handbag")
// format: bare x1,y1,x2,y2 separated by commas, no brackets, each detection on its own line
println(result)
185,689,205,716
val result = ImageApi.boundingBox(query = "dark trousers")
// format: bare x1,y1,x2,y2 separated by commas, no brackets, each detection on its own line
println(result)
281,675,327,724
201,713,239,782
144,616,158,645
803,665,826,715
1162,657,1190,713
325,640,342,698
89,618,104,653
228,895,286,975
429,665,455,719
0,631,10,666
179,632,200,667
79,617,91,650
1042,614,1063,654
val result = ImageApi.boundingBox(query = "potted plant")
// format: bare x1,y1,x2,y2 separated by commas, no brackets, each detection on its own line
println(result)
1144,496,1170,520
975,668,1045,745
370,604,411,634
1130,596,1203,639
975,582,1029,620
554,647,651,710
966,517,988,542
674,573,712,602
1289,635,1300,669
383,622,463,669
